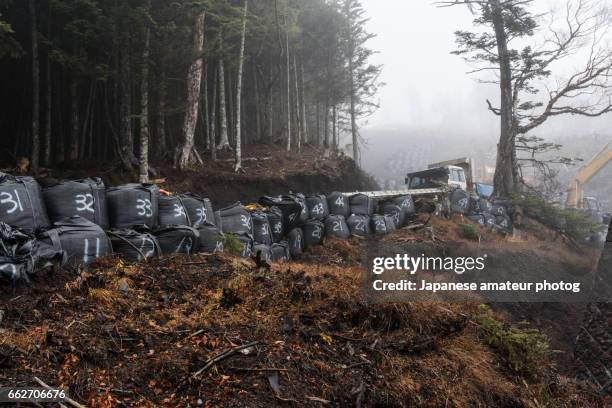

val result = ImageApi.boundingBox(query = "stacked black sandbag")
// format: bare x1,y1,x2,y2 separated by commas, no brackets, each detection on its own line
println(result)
470,194,492,215
327,192,350,217
0,173,50,233
302,220,325,248
305,194,329,220
467,215,485,227
39,216,112,267
258,195,302,233
371,214,389,234
252,243,272,262
109,229,160,262
390,194,415,218
349,194,377,216
324,215,350,239
483,213,496,228
107,183,159,229
265,207,284,243
43,178,108,229
270,241,290,262
347,214,371,236
384,215,397,232
154,226,199,255
495,215,512,233
233,233,253,258
295,193,310,224
197,225,224,253
449,188,470,215
490,202,507,217
217,202,252,236
288,227,304,258
158,195,190,227
179,193,215,228
251,210,272,245
381,202,404,228
0,221,62,283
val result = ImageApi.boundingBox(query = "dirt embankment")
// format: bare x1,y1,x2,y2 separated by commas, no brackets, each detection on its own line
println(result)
43,145,378,207
0,216,608,407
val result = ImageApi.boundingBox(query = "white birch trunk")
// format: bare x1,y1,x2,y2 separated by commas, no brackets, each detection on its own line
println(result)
177,10,206,169
139,1,151,182
234,0,248,172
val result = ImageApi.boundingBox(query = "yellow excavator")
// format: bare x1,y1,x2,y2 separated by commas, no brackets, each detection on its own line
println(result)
566,141,612,209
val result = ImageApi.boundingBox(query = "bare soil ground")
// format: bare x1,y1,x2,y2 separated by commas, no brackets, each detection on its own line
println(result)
1,216,608,407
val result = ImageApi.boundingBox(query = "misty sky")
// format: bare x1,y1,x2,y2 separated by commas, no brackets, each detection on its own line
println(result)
360,0,612,139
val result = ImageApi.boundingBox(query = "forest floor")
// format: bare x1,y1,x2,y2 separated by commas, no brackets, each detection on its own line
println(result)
1,214,608,407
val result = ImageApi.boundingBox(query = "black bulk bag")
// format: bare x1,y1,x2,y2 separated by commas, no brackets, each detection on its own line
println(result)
43,178,108,229
305,194,329,220
384,215,397,232
449,188,470,215
371,214,389,235
327,192,350,217
270,241,290,262
382,202,405,228
0,221,62,283
39,216,112,267
324,215,350,239
347,214,372,236
491,203,507,217
288,227,304,258
495,215,512,232
158,195,190,227
106,183,159,229
251,211,273,245
252,244,272,262
302,220,325,248
232,233,253,258
349,194,377,216
483,213,496,228
265,207,284,243
109,229,160,262
471,196,492,214
0,173,50,233
258,195,302,233
155,226,199,255
197,225,224,253
179,193,215,228
295,193,310,224
217,203,252,236
467,215,485,227
391,195,415,217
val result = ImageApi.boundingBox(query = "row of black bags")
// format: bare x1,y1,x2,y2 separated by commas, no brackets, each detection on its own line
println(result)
447,188,513,232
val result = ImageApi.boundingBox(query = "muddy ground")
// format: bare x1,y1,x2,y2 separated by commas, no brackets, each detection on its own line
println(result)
0,216,608,407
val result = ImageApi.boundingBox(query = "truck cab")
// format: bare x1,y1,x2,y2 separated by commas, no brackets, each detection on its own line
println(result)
406,164,469,191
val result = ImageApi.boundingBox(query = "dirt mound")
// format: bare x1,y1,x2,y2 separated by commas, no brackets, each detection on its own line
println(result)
40,145,378,207
1,227,607,407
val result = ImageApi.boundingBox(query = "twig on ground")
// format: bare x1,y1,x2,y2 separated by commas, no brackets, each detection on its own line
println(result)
193,341,261,377
33,376,86,408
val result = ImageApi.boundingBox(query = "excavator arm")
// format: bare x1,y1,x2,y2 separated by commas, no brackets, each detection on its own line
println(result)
566,141,612,208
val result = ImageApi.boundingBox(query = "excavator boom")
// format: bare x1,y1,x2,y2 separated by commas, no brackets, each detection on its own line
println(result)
566,141,612,208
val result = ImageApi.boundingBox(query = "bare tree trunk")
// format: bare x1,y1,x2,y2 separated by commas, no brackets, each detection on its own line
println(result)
119,39,135,169
217,45,231,150
324,100,330,148
490,0,517,198
234,0,248,172
316,102,320,146
300,60,307,145
227,71,234,146
332,104,337,153
29,0,40,173
292,55,301,153
346,4,359,165
176,9,206,169
253,69,262,142
69,77,80,161
285,19,291,152
156,62,168,158
202,63,210,150
209,65,218,160
139,3,151,182
43,51,51,165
